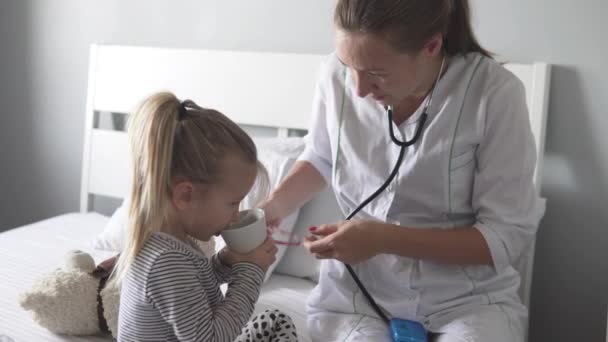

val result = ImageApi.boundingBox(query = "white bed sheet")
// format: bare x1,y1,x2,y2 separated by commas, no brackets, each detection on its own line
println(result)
0,213,314,342
0,213,115,342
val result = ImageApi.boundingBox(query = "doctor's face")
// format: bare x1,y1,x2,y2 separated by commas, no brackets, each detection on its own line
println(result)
335,30,432,107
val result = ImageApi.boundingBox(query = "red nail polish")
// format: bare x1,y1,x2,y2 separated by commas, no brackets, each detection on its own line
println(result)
309,226,317,232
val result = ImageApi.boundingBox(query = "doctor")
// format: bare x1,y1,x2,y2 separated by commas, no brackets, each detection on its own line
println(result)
262,0,544,341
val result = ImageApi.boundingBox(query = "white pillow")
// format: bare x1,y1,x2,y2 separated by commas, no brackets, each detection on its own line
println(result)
232,136,304,281
91,137,305,282
274,186,343,282
91,198,129,251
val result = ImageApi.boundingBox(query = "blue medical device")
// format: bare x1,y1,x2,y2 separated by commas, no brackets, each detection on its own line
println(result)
390,318,428,342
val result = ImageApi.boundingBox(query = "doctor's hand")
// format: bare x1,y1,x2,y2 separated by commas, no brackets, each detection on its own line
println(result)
259,197,285,230
302,220,383,264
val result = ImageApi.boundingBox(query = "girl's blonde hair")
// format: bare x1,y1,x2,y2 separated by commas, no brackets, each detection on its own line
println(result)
111,92,266,284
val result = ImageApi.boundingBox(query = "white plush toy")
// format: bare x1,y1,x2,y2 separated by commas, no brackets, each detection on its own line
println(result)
19,250,121,337
20,238,215,338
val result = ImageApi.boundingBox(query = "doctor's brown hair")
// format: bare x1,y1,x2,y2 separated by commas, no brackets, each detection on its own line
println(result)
334,0,492,58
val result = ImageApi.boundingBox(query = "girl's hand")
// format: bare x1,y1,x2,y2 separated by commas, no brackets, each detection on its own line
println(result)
219,235,277,272
302,220,383,264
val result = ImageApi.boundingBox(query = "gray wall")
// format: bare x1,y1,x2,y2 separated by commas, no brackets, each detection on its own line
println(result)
0,1,606,341
0,1,36,227
473,1,608,341
0,0,335,228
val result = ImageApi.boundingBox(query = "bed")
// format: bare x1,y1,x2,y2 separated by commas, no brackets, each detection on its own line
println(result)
0,45,550,342
0,213,317,342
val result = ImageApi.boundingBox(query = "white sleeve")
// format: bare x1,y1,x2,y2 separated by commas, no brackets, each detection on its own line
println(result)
473,77,546,273
298,81,333,184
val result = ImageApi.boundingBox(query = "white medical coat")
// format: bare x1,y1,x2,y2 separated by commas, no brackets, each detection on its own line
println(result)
298,52,545,335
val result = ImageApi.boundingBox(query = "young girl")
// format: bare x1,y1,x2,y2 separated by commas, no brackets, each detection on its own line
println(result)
112,92,298,342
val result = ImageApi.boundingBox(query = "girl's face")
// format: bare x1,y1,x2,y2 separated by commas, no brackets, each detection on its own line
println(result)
171,155,258,242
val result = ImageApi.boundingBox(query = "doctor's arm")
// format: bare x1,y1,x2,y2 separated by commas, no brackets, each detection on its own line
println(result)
306,220,492,265
307,78,544,269
377,224,492,265
261,79,332,226
261,161,327,227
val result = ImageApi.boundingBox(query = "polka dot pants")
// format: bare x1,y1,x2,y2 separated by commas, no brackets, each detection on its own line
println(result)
234,309,298,342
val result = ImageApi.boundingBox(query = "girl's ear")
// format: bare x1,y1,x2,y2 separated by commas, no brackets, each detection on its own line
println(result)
172,181,197,211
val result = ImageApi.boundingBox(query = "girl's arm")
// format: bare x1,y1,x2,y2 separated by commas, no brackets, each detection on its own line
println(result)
146,251,264,342
210,251,232,284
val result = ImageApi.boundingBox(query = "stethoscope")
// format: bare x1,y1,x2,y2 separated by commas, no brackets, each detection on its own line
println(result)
341,54,447,324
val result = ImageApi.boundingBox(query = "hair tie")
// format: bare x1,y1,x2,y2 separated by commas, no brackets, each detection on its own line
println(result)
178,101,188,121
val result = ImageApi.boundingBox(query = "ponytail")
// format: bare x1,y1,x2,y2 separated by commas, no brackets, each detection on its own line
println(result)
111,92,182,284
444,0,492,57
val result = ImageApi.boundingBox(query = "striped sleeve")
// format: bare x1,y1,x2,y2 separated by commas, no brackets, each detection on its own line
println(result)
211,252,232,284
145,251,265,342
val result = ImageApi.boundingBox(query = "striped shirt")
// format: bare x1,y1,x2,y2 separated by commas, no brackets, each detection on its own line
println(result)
117,232,265,342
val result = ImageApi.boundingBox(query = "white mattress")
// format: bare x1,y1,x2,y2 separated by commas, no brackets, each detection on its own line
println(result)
0,213,315,342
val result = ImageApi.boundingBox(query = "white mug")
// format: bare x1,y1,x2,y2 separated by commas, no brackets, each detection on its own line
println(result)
221,208,267,253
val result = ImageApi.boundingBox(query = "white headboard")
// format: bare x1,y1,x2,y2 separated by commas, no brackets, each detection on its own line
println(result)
503,63,551,194
79,44,550,309
503,62,551,311
80,45,326,210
